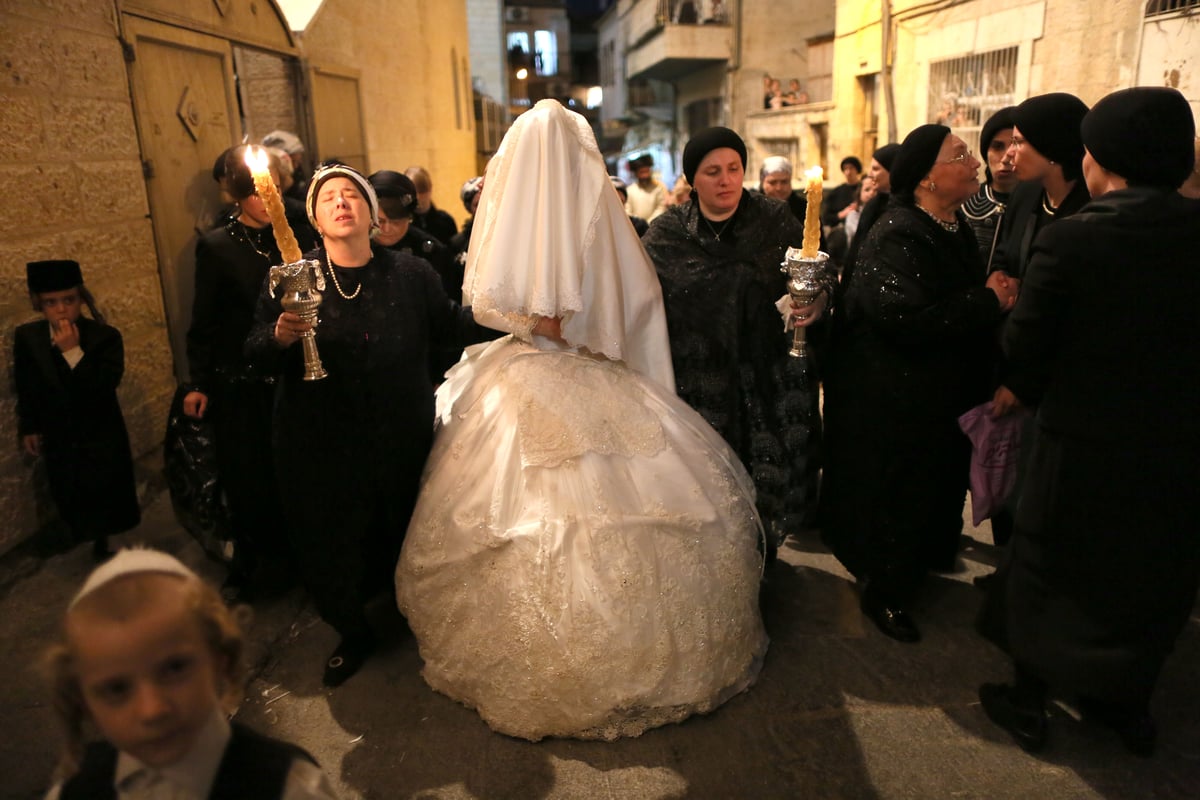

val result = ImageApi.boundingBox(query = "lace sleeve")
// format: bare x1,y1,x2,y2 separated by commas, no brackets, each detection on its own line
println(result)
473,308,538,341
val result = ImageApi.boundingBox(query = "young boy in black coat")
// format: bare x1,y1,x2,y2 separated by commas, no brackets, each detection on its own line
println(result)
13,260,140,560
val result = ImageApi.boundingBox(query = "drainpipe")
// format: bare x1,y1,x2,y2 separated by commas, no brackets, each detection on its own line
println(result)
882,0,897,143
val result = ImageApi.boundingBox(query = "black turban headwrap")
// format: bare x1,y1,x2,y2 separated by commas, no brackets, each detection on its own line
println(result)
682,127,747,185
872,143,901,172
979,106,1017,183
888,124,950,201
1012,93,1089,180
1082,87,1196,189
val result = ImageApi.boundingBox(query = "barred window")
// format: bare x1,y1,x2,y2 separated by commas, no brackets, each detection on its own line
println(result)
1145,0,1200,17
927,46,1018,152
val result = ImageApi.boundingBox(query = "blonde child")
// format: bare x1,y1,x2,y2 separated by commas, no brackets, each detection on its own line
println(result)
44,548,338,799
13,260,140,560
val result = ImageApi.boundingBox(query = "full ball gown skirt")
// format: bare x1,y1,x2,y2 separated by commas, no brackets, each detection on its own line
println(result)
396,337,768,741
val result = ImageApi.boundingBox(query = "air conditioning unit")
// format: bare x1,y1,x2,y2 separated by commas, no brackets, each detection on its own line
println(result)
506,7,529,23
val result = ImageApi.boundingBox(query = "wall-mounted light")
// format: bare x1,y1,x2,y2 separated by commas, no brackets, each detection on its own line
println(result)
516,67,529,80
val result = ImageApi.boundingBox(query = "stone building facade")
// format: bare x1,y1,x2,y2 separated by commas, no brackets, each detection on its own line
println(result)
0,0,475,555
829,0,1199,163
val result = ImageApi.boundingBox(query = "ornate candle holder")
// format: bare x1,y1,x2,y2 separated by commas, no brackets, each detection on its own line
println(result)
780,247,830,358
269,258,328,381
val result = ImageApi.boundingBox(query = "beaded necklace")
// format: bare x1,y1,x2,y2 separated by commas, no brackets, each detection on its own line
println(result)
917,203,959,232
326,260,362,300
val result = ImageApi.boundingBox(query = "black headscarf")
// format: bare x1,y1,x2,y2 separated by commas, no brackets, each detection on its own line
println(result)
1082,87,1196,189
1012,93,1088,180
682,127,747,185
873,143,901,172
979,106,1017,183
889,125,950,201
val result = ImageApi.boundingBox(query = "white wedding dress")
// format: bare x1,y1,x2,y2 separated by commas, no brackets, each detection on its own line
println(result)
395,336,768,741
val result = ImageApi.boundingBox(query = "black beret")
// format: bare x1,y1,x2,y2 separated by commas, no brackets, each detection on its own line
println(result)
889,124,950,200
1012,93,1089,180
682,127,747,185
27,260,84,294
1082,87,1196,188
872,143,901,172
840,156,863,172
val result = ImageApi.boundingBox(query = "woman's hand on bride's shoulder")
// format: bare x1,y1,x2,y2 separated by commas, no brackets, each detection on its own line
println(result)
532,315,564,342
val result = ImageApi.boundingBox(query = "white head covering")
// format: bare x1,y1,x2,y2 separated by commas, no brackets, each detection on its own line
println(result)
464,99,675,390
70,548,197,609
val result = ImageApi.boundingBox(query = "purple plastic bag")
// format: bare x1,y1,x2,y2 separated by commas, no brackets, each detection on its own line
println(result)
957,401,1025,526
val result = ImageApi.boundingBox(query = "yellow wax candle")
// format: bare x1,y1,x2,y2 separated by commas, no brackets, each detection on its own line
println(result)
245,146,304,264
801,166,823,258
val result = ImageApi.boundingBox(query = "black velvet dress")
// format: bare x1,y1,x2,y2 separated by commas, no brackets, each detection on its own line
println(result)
245,245,487,638
820,200,1001,602
642,191,828,538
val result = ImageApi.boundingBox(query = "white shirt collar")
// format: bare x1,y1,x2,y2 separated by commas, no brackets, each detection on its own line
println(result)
113,710,230,799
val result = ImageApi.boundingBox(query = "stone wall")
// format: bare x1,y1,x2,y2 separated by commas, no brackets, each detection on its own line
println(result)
0,0,177,553
300,0,478,227
830,0,1149,166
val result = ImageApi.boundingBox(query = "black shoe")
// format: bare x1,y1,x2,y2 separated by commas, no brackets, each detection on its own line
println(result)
861,597,921,642
322,635,375,688
1078,697,1157,757
979,682,1047,753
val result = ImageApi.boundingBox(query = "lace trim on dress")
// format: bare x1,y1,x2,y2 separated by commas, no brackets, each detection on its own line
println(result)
502,352,666,467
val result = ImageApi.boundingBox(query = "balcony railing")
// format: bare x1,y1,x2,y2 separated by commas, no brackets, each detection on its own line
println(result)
625,0,733,82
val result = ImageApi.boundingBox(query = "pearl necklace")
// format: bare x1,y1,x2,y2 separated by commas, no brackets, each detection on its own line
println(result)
326,261,362,300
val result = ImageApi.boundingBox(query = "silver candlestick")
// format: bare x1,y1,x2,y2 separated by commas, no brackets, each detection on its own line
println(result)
780,247,830,358
268,258,328,381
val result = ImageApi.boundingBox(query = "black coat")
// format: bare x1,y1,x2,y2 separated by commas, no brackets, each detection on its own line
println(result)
642,191,827,533
978,188,1200,706
820,201,1001,590
13,318,140,537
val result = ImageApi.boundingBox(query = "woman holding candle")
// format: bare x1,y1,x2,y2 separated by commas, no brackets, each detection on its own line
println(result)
245,163,490,687
642,126,832,550
820,125,1017,643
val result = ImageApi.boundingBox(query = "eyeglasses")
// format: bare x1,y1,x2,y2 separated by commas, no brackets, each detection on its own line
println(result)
938,149,975,166
1006,136,1027,151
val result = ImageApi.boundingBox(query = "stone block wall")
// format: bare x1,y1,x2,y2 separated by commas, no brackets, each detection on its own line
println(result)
300,0,479,227
0,0,177,553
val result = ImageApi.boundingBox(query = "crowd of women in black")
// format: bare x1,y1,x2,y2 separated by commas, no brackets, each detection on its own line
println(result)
169,86,1197,757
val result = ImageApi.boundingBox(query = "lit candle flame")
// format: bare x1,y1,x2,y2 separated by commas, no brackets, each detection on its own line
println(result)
244,145,303,264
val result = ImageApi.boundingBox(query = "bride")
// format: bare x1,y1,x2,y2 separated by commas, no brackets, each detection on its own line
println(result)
395,99,768,741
